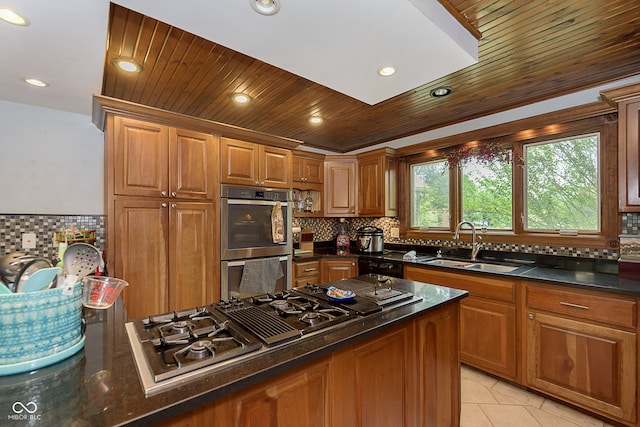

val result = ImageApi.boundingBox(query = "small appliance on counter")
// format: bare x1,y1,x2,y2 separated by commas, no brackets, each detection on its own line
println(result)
618,234,640,279
356,226,384,254
300,228,314,252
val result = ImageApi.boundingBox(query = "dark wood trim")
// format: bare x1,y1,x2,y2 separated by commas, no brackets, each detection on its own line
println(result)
395,102,616,158
601,83,640,107
93,95,303,149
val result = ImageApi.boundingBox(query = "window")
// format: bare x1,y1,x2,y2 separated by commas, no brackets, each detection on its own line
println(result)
462,156,513,230
524,133,599,232
411,160,449,228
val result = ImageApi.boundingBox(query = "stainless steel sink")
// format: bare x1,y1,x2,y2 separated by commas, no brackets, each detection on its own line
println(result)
426,258,521,273
426,259,477,268
468,263,520,273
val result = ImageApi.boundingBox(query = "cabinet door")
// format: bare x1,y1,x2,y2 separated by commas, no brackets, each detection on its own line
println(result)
260,145,291,188
113,117,169,197
168,202,215,312
358,155,384,216
619,100,640,210
215,359,331,427
113,199,169,318
303,158,323,184
526,310,636,423
332,324,414,427
324,160,357,216
170,129,217,200
321,258,357,282
220,137,259,186
461,297,516,378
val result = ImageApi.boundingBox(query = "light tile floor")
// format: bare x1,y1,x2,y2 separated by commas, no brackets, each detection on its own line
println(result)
460,365,619,427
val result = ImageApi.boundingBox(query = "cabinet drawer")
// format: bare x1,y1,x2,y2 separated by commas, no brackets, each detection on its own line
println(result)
526,284,637,329
295,260,321,278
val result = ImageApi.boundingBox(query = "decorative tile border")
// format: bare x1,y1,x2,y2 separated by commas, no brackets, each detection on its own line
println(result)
293,214,640,260
0,214,105,260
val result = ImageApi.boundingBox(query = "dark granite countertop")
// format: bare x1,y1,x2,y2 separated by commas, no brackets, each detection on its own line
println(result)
295,243,640,297
0,276,467,427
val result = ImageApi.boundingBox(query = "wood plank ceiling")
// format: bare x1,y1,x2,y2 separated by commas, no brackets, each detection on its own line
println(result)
102,1,640,153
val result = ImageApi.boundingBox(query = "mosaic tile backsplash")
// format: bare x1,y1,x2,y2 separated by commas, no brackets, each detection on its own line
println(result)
294,213,640,260
0,214,105,261
2,213,638,262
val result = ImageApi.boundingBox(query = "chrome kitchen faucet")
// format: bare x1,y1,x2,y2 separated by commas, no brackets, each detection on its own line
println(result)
454,221,483,261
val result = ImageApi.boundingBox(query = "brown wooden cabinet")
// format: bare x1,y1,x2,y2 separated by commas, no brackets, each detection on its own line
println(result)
601,83,640,211
293,259,321,287
292,150,323,184
106,115,218,319
221,137,291,188
404,265,518,381
525,282,637,425
158,301,462,427
324,156,357,217
357,148,397,217
113,117,216,200
321,257,358,282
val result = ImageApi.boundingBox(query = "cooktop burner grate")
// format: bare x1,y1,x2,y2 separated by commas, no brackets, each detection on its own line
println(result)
221,306,301,346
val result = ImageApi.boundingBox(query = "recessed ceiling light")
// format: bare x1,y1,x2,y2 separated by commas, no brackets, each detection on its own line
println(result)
309,116,323,124
23,78,48,87
377,66,396,77
111,58,142,73
430,86,453,97
250,0,281,16
231,93,252,104
0,8,29,26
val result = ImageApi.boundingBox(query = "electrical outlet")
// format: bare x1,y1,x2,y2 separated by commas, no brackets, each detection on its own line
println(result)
22,233,37,249
390,227,400,238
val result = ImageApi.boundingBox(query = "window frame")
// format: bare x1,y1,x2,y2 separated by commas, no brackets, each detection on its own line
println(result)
399,113,619,249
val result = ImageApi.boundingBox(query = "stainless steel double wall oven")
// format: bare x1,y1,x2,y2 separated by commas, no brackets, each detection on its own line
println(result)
220,185,292,299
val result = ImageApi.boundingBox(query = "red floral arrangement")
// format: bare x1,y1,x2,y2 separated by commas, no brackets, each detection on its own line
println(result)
445,142,522,169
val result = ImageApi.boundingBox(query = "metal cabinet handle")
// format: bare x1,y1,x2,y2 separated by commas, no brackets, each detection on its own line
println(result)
171,203,177,208
528,313,534,320
161,191,167,197
304,268,317,272
161,203,168,208
559,301,589,310
171,192,177,197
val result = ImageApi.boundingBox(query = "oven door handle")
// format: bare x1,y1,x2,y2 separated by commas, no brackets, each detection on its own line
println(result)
225,256,289,267
227,199,289,207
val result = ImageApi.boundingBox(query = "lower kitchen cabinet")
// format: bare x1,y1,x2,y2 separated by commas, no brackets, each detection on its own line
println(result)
321,257,358,282
525,282,637,425
157,302,461,427
113,199,215,319
404,265,518,381
293,259,321,287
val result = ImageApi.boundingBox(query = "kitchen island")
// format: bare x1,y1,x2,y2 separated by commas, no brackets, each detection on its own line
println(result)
0,275,467,427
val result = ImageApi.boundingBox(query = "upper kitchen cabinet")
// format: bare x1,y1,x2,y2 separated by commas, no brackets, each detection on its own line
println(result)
113,116,216,200
324,156,357,217
601,83,640,211
357,148,397,217
221,137,292,188
292,150,324,184
292,150,324,217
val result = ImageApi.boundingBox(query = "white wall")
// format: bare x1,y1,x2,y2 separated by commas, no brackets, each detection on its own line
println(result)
0,101,104,214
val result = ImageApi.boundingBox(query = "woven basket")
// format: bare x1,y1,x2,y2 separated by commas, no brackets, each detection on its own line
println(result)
0,283,84,370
